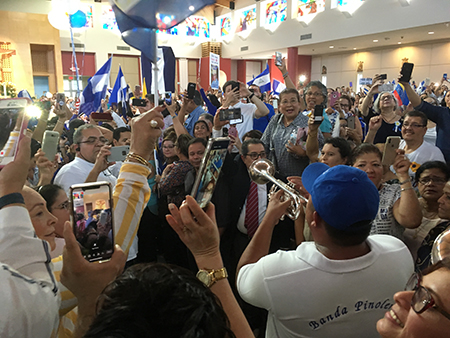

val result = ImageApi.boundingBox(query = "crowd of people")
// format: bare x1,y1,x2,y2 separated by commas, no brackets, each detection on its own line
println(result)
1,57,450,338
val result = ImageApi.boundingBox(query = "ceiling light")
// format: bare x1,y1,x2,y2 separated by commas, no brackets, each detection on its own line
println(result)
398,42,402,44
189,5,195,11
373,39,378,42
329,46,334,49
353,48,356,50
428,31,434,34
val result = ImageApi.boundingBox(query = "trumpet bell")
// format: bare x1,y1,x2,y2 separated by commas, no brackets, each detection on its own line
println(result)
249,158,275,185
431,228,450,265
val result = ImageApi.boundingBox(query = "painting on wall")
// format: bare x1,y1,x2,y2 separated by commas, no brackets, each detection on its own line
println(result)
263,0,287,26
235,6,256,33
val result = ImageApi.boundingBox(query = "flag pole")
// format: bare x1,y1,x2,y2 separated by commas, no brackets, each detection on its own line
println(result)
152,28,158,100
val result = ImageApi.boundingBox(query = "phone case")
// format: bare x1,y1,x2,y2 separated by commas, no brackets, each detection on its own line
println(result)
382,136,401,166
42,131,60,161
107,145,130,162
70,181,114,262
347,116,355,129
190,137,230,208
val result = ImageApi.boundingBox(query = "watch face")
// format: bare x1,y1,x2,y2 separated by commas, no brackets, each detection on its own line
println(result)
196,270,212,286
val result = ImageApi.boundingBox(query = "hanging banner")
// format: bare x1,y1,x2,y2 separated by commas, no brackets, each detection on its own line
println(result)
210,52,220,90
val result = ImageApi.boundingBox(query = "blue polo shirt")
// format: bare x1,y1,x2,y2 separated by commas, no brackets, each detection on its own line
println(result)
184,105,206,136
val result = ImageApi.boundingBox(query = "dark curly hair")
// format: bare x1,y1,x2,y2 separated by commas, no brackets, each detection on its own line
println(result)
83,263,236,338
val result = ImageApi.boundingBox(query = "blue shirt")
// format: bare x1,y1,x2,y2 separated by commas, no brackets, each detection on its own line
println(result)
253,103,275,133
184,105,206,136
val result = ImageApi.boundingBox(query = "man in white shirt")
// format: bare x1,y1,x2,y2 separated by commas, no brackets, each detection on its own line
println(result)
214,81,269,140
237,163,414,338
54,124,117,196
399,110,445,184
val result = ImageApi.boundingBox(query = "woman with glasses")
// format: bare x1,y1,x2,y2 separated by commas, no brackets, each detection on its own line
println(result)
38,184,70,258
377,257,450,337
403,162,450,264
261,88,324,178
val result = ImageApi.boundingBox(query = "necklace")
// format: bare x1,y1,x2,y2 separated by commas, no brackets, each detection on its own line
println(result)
381,113,398,124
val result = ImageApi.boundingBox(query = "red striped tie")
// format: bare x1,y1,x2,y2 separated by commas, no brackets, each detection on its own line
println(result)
245,181,259,238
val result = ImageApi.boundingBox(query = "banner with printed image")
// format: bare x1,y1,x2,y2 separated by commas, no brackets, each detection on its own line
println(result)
210,53,220,90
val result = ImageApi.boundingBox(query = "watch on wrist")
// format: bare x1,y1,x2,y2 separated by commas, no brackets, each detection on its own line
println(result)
196,267,228,287
248,93,255,101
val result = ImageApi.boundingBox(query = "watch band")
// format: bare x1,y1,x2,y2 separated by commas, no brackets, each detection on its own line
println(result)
248,93,255,101
0,192,25,210
197,267,228,287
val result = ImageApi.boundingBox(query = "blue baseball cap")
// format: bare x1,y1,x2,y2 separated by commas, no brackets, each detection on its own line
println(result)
302,163,379,231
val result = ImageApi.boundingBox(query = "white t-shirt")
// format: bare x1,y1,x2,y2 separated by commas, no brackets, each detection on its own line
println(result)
54,157,117,197
399,139,445,182
237,235,414,338
371,183,403,239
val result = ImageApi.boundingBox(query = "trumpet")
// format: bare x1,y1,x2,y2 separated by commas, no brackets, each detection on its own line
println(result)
248,158,307,221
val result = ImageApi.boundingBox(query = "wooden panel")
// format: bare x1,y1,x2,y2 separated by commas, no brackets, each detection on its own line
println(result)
31,50,48,73
187,59,197,84
110,55,140,90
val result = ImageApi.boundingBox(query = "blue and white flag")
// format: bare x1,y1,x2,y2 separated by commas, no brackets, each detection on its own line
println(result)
111,0,214,63
79,58,112,116
141,47,176,94
18,89,33,101
247,64,271,93
110,66,128,118
416,80,426,95
272,79,286,96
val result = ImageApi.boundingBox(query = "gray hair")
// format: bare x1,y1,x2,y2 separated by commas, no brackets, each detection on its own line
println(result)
373,91,398,114
73,124,98,144
199,113,213,125
304,81,328,105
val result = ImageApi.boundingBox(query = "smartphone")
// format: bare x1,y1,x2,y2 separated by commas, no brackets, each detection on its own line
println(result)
382,136,401,166
56,93,65,106
91,112,113,121
272,99,278,109
132,98,147,107
228,125,237,138
231,81,240,93
399,62,414,83
444,74,448,80
42,131,59,161
70,181,114,262
329,91,340,107
379,83,395,92
275,52,282,67
187,82,196,99
347,116,355,129
165,92,172,105
107,145,129,162
0,98,30,168
379,74,387,80
191,137,230,208
219,107,243,124
313,105,324,124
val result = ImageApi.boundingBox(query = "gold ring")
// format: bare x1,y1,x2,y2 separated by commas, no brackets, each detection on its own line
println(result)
150,120,158,128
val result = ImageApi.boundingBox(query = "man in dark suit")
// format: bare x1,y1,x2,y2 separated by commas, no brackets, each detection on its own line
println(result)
214,138,294,335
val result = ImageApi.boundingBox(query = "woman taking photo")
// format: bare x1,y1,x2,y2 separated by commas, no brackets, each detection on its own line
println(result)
351,143,422,239
261,88,324,178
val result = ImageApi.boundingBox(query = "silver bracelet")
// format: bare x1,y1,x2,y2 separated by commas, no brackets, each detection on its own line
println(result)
401,187,414,192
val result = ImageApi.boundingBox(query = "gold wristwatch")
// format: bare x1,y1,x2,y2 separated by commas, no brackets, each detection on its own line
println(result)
196,267,228,287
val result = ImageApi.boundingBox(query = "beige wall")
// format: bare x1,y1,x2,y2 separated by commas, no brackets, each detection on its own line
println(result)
311,41,450,88
0,11,64,94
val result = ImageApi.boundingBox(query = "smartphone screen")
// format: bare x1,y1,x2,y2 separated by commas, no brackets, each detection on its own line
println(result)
70,182,114,262
191,137,230,208
275,52,282,66
187,83,196,99
56,93,65,106
379,74,387,80
0,98,29,168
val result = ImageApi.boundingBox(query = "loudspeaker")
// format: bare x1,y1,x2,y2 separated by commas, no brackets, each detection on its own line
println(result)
229,1,235,10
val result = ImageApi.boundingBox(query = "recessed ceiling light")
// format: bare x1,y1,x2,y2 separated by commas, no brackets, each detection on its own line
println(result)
373,39,378,42
428,31,434,34
398,42,402,44
353,48,357,50
329,46,334,48
189,5,195,11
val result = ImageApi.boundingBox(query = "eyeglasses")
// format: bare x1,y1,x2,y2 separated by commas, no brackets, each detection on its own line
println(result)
54,200,70,210
418,176,447,185
403,122,426,128
280,99,299,105
305,92,323,97
163,144,174,149
405,272,450,321
381,95,394,101
245,151,266,160
340,103,350,107
79,136,109,145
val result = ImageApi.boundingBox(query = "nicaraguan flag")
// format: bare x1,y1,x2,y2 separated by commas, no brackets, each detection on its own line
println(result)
18,89,33,101
111,0,214,63
141,46,176,94
79,58,112,116
272,79,286,96
247,64,271,93
393,83,410,106
110,66,128,118
416,80,426,95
